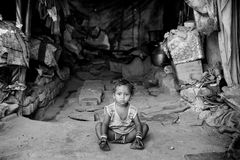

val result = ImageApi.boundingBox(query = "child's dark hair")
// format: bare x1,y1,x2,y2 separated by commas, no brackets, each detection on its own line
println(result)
113,79,135,95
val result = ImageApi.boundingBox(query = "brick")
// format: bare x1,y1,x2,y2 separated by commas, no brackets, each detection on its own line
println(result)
175,60,203,84
80,98,98,106
79,80,105,105
0,113,18,122
82,80,105,91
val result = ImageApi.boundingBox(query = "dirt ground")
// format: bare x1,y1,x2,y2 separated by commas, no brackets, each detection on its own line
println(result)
0,75,232,160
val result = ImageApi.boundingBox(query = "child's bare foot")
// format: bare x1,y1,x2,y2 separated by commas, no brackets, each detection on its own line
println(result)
130,138,144,150
99,138,110,151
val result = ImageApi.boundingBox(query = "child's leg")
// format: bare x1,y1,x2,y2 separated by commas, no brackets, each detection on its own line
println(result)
125,123,149,143
95,122,102,139
142,123,149,138
95,122,116,140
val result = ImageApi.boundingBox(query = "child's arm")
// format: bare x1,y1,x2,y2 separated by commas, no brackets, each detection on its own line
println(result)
133,113,142,137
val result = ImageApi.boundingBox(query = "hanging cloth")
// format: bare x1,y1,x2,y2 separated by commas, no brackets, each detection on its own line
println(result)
0,21,29,67
184,0,219,35
230,0,240,85
217,0,233,86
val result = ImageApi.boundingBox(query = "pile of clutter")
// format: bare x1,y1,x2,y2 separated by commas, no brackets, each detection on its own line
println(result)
0,21,29,120
180,63,240,158
160,22,240,158
21,36,70,117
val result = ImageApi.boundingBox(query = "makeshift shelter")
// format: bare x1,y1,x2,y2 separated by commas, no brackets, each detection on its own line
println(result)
0,0,240,159
0,0,30,119
0,0,70,119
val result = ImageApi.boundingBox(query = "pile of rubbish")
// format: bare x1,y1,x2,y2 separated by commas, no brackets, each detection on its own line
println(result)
180,63,240,158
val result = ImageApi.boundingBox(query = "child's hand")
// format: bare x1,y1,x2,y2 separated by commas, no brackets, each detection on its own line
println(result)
130,137,144,150
99,137,110,151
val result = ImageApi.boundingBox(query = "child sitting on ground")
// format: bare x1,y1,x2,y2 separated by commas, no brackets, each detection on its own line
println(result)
95,79,149,151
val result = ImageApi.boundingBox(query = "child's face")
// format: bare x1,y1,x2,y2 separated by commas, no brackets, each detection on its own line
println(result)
113,85,131,106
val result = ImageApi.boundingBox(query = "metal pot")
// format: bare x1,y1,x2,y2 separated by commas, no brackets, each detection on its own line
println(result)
151,47,170,67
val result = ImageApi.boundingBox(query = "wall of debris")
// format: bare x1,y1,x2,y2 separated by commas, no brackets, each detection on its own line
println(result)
0,0,71,120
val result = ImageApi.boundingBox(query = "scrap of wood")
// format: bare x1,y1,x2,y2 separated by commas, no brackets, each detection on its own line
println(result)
141,105,190,116
171,115,180,124
184,152,228,160
189,120,205,127
68,116,89,121
169,106,190,114
220,94,240,113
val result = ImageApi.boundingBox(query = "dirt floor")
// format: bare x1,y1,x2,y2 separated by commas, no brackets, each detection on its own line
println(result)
0,73,232,160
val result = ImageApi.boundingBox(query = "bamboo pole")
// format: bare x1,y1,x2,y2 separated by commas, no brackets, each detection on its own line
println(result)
16,0,22,30
25,0,32,38
15,67,27,116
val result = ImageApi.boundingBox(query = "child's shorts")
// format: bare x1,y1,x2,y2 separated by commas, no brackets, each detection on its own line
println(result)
110,132,127,144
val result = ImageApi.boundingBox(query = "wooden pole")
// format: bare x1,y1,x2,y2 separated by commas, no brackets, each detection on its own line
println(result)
25,0,32,38
16,0,22,30
15,67,27,116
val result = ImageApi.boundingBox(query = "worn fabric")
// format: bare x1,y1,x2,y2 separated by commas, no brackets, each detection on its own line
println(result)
185,0,219,35
37,0,61,35
0,21,29,67
184,0,208,13
122,57,144,79
205,106,240,132
30,38,57,67
217,0,233,86
104,102,137,135
165,26,204,64
85,30,110,50
230,0,240,85
63,24,82,56
57,0,70,17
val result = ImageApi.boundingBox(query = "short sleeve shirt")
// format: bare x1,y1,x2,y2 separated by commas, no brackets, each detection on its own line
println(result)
105,102,137,135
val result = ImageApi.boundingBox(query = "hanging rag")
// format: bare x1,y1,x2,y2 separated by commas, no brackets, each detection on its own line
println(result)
185,0,219,35
230,0,240,85
217,0,233,86
0,21,29,67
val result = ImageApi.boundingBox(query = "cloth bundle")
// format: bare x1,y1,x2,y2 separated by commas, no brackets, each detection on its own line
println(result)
165,26,204,64
184,0,219,35
0,21,29,67
30,38,58,67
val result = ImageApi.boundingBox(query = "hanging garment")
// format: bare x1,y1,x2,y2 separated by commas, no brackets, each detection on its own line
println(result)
230,0,240,85
63,24,83,59
0,21,29,67
217,0,233,86
30,37,57,67
57,0,70,17
185,0,219,35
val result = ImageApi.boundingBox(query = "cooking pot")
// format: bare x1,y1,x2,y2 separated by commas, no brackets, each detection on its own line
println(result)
151,46,170,67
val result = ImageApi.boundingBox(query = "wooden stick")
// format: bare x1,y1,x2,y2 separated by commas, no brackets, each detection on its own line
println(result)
25,0,32,38
16,0,22,30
